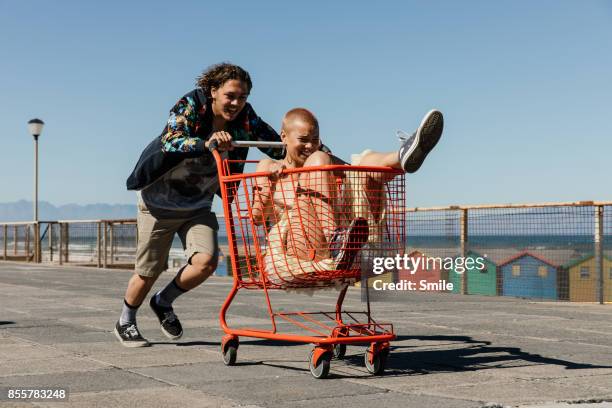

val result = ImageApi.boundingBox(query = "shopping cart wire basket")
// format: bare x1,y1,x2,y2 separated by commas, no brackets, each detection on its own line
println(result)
211,140,406,378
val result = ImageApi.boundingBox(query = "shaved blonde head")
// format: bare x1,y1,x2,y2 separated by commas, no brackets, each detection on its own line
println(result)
281,108,319,132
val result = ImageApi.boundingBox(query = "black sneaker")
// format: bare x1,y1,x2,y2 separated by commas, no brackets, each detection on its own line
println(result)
330,217,369,270
398,109,444,173
114,321,150,347
150,296,183,340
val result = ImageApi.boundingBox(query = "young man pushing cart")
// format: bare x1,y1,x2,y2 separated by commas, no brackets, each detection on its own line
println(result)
116,63,286,347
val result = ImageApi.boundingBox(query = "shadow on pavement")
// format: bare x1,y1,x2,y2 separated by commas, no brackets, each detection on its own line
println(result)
249,334,612,378
346,334,612,376
149,334,611,379
151,339,302,347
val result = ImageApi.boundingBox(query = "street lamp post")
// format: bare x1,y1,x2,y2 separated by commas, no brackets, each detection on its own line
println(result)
27,118,44,262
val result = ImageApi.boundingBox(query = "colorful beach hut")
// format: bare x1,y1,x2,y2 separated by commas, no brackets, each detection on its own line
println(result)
355,253,395,289
449,250,498,296
529,249,582,301
564,254,612,302
398,250,450,291
499,251,559,299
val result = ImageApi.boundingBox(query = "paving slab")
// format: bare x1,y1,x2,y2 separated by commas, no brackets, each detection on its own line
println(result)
32,387,243,408
0,369,168,393
419,379,611,406
134,360,305,385
0,355,107,377
187,375,385,406
265,390,480,408
519,403,612,408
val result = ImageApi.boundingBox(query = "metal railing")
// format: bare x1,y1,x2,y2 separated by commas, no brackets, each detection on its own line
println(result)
0,220,137,268
1,200,610,303
404,201,611,304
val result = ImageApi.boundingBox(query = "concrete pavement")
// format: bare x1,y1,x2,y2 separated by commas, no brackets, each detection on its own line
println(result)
1,262,611,408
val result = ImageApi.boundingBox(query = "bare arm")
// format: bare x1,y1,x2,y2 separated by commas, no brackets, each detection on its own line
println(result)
251,159,282,226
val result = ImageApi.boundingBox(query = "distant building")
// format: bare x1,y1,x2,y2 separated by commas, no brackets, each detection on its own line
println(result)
449,250,498,296
398,250,450,291
499,251,560,300
355,250,395,288
527,249,582,301
564,254,612,302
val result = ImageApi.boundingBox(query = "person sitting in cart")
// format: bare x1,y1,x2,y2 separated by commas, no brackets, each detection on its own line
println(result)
251,108,443,285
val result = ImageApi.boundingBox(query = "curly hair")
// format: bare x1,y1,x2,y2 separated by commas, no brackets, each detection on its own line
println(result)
196,62,252,98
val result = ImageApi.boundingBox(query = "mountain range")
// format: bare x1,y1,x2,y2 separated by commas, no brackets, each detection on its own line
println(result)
0,200,136,222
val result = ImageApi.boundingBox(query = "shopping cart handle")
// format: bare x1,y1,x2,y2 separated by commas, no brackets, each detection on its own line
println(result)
208,140,285,152
207,139,219,152
233,141,285,148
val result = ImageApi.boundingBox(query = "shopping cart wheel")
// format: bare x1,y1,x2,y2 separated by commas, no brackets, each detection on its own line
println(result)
364,346,388,375
332,343,346,360
223,345,238,366
222,336,239,366
309,348,332,379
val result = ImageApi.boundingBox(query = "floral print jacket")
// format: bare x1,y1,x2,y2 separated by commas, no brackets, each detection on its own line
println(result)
127,88,284,193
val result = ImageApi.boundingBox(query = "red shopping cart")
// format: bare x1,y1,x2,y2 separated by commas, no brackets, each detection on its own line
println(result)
211,141,405,378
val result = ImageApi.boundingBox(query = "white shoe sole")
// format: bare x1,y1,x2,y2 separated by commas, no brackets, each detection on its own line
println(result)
150,298,183,340
160,325,182,340
400,130,421,169
400,109,443,171
114,327,150,348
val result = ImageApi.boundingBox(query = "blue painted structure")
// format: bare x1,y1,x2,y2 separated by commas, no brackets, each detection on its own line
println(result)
499,251,558,299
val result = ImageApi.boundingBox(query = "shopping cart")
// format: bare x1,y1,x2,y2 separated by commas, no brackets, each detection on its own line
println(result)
210,140,405,378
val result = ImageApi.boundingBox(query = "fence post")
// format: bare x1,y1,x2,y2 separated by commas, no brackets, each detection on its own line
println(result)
25,225,30,262
34,222,41,263
58,223,63,265
48,223,53,262
595,205,604,305
3,225,6,260
109,223,114,265
460,208,468,295
13,225,18,256
103,222,108,268
64,224,69,263
97,222,102,268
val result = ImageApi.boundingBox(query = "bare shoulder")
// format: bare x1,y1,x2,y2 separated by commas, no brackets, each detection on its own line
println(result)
256,158,280,171
330,154,348,165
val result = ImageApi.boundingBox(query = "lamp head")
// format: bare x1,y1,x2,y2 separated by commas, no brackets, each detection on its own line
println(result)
28,118,44,137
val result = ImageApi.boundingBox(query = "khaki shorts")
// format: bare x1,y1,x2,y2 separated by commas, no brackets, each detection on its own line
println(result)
135,203,219,278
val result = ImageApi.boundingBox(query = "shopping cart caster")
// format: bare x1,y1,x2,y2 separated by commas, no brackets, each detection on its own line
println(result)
364,343,389,375
332,343,346,360
309,347,332,379
221,335,239,366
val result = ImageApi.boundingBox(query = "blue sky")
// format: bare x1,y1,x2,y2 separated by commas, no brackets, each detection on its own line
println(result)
1,0,611,212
